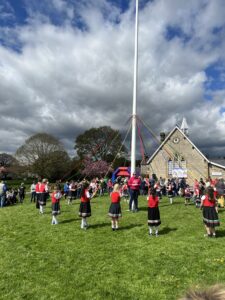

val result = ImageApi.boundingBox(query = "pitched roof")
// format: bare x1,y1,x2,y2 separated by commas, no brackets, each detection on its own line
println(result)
210,159,225,169
146,126,209,164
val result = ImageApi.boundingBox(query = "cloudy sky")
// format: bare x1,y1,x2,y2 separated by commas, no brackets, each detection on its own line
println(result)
0,0,225,158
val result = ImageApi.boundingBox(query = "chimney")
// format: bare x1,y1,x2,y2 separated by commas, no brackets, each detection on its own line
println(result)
160,132,166,142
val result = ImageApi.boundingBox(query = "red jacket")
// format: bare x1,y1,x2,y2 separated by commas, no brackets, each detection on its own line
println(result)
128,176,141,190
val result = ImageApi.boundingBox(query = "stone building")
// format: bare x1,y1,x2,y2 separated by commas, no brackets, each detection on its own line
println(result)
141,124,225,184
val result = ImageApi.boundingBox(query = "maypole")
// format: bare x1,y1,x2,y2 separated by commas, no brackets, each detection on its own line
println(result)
131,0,139,175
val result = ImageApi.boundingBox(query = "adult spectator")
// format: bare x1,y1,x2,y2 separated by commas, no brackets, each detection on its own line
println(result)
30,181,36,203
18,183,26,203
63,181,69,199
0,180,7,207
128,172,141,212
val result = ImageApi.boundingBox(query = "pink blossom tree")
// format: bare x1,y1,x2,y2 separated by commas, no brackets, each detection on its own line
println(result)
81,158,112,178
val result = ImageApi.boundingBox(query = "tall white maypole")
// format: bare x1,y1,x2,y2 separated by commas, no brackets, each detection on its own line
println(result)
131,0,139,175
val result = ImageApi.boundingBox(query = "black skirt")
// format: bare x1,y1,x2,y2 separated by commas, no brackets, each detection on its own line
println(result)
52,202,60,215
79,202,91,217
36,193,40,209
168,191,174,197
39,193,47,206
203,206,220,228
148,207,161,226
108,203,122,218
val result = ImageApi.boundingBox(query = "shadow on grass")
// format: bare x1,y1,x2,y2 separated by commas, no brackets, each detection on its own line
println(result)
138,207,148,212
88,222,109,229
159,226,177,235
215,229,225,238
119,223,143,230
60,218,80,224
160,202,184,207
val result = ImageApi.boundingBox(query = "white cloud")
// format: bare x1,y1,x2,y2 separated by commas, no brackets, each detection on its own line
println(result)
0,0,225,158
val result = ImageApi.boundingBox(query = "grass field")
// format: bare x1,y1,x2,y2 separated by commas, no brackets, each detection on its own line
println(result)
0,194,225,300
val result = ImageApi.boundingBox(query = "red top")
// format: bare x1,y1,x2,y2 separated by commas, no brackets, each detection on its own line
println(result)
148,195,159,208
111,192,120,203
81,189,90,203
202,195,216,207
39,183,47,193
35,183,40,193
128,176,141,190
185,188,191,197
51,191,62,204
194,187,199,196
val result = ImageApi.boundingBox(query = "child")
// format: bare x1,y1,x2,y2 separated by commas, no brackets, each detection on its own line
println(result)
184,185,191,206
193,184,201,208
167,181,174,204
147,187,161,236
108,184,122,231
39,179,48,214
51,186,62,225
200,186,220,237
79,182,91,229
121,181,129,202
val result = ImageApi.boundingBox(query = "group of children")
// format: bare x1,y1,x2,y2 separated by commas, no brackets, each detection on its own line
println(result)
34,177,221,238
46,180,162,236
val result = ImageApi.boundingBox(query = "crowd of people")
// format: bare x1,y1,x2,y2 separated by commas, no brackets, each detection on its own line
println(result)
0,174,224,236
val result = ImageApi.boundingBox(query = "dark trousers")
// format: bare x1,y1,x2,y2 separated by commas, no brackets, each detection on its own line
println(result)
30,192,36,202
129,189,139,211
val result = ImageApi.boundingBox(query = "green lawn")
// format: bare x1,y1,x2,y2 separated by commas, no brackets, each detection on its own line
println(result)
0,195,225,300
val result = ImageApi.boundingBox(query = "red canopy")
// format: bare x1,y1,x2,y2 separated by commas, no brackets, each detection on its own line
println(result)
117,170,130,177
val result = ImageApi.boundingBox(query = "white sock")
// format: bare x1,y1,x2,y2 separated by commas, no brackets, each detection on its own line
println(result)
81,218,84,228
115,221,118,229
40,205,43,213
170,198,173,204
155,226,159,235
149,226,153,234
52,216,57,224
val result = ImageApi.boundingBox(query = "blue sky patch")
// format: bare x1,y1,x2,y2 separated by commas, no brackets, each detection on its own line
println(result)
165,25,191,43
204,62,225,91
219,107,225,115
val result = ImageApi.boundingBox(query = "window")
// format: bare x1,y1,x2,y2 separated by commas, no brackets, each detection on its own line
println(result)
168,157,187,175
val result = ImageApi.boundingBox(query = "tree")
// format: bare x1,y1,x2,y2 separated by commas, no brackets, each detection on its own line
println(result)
75,126,126,162
81,158,112,178
15,133,71,180
0,153,19,178
0,153,17,167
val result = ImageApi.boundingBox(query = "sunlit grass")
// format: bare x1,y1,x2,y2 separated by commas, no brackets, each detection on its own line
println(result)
0,194,225,300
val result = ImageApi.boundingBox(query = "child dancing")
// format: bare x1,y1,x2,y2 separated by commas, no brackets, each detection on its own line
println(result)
147,187,161,236
108,184,122,231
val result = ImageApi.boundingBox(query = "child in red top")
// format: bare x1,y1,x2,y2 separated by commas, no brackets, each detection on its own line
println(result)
184,185,191,206
147,187,161,236
51,186,62,225
79,181,91,230
108,184,122,231
200,186,220,237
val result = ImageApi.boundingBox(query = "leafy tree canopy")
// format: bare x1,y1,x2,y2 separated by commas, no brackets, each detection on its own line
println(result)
0,153,17,167
16,133,71,180
75,126,126,162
